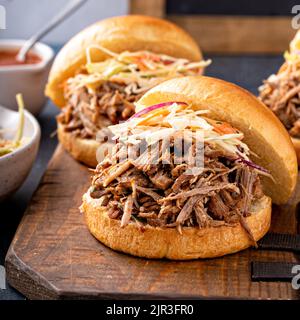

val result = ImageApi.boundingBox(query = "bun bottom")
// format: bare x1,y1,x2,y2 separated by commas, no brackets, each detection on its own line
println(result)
291,137,300,165
81,192,272,260
57,122,99,167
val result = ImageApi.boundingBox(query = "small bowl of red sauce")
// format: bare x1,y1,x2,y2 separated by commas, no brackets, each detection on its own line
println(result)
0,40,54,115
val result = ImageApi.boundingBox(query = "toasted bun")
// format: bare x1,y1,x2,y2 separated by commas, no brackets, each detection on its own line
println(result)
136,76,298,205
46,15,202,107
82,192,271,260
57,122,99,167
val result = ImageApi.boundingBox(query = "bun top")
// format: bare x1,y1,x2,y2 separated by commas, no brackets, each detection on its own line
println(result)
136,76,298,204
45,15,202,107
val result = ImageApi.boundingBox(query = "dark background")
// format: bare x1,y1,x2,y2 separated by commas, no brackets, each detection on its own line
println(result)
166,0,298,16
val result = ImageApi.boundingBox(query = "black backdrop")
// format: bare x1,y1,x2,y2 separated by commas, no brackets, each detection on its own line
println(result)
166,0,298,16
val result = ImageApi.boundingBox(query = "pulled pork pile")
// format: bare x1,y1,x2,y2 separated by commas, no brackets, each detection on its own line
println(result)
259,63,300,138
57,81,143,139
89,136,264,238
56,47,210,140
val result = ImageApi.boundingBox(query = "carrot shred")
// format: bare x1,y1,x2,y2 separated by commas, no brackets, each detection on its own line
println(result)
205,118,239,135
137,108,170,126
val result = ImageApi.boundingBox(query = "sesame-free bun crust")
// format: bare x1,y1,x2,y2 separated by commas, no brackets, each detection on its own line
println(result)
45,15,202,107
57,122,99,167
136,76,298,205
82,192,271,260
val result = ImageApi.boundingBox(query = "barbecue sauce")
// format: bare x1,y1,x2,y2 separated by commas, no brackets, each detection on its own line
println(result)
0,49,41,66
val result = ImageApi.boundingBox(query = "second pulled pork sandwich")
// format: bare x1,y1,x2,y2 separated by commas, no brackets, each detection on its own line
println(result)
259,30,300,163
45,15,209,167
81,76,297,260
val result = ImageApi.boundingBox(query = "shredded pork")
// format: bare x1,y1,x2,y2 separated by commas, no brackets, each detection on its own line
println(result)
259,63,300,138
89,135,264,239
57,81,144,139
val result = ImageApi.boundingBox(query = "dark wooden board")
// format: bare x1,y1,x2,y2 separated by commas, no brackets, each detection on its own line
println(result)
5,145,300,299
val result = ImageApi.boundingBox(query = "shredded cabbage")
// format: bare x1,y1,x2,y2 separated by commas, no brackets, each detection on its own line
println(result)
109,102,250,160
68,45,211,95
284,35,300,65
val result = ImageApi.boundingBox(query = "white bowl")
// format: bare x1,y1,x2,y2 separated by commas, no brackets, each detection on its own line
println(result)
0,39,54,115
0,105,40,201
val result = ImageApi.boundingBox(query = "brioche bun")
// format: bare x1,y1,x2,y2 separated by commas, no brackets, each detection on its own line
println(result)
136,76,298,205
58,122,115,167
82,192,271,260
45,15,202,107
57,122,99,167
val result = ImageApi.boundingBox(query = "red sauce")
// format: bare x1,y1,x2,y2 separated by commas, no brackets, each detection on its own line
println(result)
0,49,42,66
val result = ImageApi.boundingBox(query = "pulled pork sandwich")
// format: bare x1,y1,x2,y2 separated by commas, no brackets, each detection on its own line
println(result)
45,15,209,167
81,76,297,260
259,30,300,163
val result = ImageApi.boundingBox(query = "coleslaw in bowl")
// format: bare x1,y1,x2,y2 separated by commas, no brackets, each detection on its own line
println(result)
0,95,40,201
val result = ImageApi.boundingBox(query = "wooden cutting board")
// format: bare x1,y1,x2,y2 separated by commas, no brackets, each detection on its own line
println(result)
5,145,300,299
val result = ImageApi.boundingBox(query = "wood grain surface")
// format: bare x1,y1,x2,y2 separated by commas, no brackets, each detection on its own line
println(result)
168,15,295,54
129,0,165,18
128,0,296,53
5,145,300,299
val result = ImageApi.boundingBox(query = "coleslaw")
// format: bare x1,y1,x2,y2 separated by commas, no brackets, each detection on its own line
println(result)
66,45,211,95
0,94,26,157
109,102,251,161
